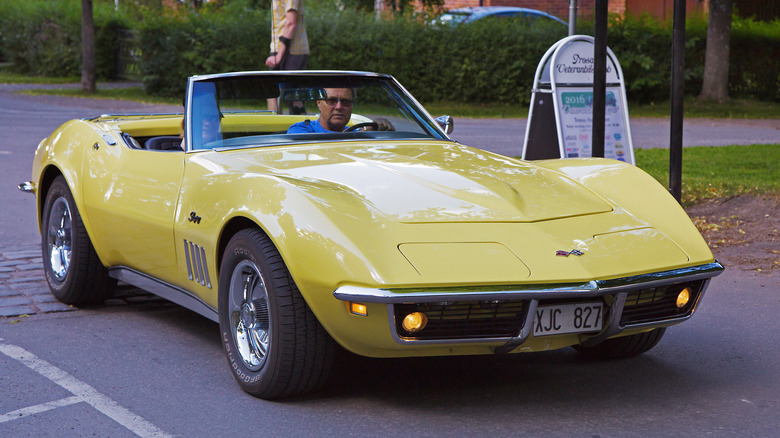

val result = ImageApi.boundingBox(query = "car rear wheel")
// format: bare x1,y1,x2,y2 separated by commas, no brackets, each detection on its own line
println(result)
41,175,116,305
218,228,335,399
574,328,666,359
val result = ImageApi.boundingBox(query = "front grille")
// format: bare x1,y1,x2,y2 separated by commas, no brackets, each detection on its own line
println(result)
394,300,527,340
620,280,705,325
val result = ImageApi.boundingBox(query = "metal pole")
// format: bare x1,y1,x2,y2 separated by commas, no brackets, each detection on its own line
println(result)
592,0,608,158
568,0,578,36
669,0,686,203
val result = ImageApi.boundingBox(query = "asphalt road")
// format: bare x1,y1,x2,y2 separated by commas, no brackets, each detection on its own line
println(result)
1,267,777,436
1,86,779,437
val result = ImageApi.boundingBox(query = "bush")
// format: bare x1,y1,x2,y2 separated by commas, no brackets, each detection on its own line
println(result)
138,9,268,97
0,0,126,79
729,18,780,102
137,9,780,104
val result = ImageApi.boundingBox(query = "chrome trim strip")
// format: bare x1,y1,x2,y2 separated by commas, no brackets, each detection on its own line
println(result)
109,267,218,322
200,245,212,288
336,282,599,304
184,240,193,281
189,70,391,82
333,262,724,304
87,113,183,121
194,243,205,285
594,262,724,291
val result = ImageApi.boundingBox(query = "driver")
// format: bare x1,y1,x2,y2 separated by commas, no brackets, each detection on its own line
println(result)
287,88,393,133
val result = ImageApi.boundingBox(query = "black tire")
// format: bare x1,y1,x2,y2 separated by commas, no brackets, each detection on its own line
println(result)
41,175,116,305
574,328,666,360
218,228,335,399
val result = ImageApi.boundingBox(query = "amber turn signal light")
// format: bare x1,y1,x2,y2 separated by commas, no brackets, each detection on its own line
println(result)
348,302,367,316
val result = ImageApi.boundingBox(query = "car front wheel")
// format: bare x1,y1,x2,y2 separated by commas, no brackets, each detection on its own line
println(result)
41,175,116,305
218,229,334,399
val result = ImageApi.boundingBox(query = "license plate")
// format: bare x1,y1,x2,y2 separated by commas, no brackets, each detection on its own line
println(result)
533,302,604,336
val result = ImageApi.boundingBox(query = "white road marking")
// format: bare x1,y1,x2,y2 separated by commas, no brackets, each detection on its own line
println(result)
0,396,82,423
0,342,172,437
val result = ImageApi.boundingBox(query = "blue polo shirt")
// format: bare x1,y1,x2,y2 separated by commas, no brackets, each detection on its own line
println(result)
287,118,333,134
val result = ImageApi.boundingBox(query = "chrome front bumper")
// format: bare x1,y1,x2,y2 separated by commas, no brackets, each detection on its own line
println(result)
333,262,725,349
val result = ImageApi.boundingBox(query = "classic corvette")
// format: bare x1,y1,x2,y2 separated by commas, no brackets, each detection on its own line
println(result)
20,71,723,399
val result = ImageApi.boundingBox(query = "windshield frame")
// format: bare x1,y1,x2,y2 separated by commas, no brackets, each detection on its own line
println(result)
183,71,450,152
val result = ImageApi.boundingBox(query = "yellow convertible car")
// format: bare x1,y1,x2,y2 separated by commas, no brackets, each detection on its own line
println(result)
20,71,722,399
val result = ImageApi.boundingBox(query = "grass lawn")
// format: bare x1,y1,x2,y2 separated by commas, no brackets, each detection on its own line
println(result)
423,97,780,119
635,144,780,206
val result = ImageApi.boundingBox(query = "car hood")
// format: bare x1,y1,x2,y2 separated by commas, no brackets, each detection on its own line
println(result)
236,141,612,223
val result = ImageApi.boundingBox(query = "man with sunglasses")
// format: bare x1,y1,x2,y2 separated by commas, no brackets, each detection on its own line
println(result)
288,88,393,133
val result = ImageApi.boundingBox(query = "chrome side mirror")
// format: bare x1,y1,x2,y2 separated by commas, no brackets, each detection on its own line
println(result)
435,115,454,135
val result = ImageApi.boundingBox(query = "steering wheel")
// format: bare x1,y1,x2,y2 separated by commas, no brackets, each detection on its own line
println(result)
344,122,378,132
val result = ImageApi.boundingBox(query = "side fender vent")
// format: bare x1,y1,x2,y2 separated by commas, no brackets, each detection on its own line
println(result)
184,240,212,288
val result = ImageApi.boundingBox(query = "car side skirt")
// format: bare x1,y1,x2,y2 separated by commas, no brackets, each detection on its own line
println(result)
109,267,218,322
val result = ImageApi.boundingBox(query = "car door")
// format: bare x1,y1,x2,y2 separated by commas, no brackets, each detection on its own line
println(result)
81,141,185,283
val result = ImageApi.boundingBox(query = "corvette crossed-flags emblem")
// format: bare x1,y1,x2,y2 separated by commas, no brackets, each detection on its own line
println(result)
556,249,584,257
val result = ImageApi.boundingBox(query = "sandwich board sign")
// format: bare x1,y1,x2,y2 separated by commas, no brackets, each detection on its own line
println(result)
522,35,635,165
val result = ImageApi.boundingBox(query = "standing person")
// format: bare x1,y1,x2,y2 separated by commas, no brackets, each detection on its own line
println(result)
265,0,309,71
266,0,309,112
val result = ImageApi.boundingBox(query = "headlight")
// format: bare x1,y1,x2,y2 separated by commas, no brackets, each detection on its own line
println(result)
401,312,428,333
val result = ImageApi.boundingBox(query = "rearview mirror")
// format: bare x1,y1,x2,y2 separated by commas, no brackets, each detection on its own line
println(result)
282,88,328,102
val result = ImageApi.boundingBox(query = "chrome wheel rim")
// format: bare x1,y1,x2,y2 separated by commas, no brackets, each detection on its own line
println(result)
46,197,72,281
229,260,270,371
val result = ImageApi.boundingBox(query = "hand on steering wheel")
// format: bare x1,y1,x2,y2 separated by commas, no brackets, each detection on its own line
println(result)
344,118,395,132
344,122,378,132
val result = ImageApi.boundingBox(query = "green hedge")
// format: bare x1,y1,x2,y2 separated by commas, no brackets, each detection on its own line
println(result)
1,2,778,104
138,9,268,97
137,9,569,101
0,0,125,79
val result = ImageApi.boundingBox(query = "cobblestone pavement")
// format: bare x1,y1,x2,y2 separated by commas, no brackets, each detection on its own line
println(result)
0,245,164,318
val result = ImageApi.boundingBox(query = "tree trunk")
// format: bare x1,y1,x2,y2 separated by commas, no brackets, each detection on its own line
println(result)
81,0,96,93
699,0,732,101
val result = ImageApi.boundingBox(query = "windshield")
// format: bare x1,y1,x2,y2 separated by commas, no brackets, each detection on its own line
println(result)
434,12,471,25
185,73,447,151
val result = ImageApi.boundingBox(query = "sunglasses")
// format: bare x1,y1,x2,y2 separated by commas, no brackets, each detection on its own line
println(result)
321,97,354,107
